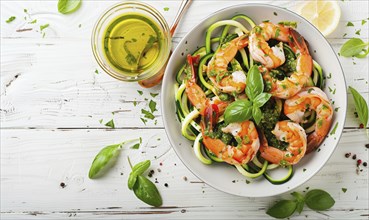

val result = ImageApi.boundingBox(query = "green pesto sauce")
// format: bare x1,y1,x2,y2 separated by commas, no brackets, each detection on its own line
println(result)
260,99,289,150
103,13,162,74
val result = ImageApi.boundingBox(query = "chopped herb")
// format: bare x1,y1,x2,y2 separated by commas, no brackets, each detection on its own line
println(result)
29,19,37,24
273,12,278,16
307,88,314,93
327,73,332,79
78,24,81,28
132,38,137,42
355,29,361,35
98,119,103,124
24,9,28,13
163,7,169,11
330,122,338,135
141,118,147,125
133,100,137,106
335,107,340,112
303,168,306,172
275,28,280,38
362,20,367,25
40,24,49,31
6,16,16,23
131,143,140,149
346,21,354,27
342,188,347,193
150,92,159,98
246,180,251,184
149,100,157,113
95,69,99,74
137,90,143,95
42,32,46,38
104,119,115,128
141,109,155,120
262,20,270,23
343,33,347,38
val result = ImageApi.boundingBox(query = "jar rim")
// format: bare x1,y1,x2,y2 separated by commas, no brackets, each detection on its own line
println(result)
91,1,171,82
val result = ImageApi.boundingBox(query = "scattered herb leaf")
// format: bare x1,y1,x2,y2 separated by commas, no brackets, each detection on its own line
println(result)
330,122,339,135
342,188,347,193
149,100,157,113
349,86,368,127
150,92,159,98
88,139,138,179
340,38,369,58
346,21,354,27
164,7,169,11
95,69,99,74
355,29,361,35
137,90,143,95
142,109,155,120
58,0,82,14
104,119,115,128
362,20,367,25
6,16,16,23
29,19,37,24
40,24,49,31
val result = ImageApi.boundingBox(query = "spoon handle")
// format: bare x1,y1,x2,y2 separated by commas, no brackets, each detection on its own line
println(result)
170,0,193,36
138,0,192,88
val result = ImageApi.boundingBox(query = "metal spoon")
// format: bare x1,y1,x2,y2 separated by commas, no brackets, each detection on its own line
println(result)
138,0,193,88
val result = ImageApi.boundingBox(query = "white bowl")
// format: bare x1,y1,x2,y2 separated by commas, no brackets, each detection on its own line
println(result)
161,4,346,197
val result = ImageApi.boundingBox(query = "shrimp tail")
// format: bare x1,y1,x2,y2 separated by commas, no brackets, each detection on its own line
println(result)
306,133,323,154
289,29,310,55
186,54,201,82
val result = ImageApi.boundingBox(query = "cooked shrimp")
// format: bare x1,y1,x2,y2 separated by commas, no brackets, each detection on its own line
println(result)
201,106,260,165
185,54,228,115
284,87,333,153
260,121,307,165
249,22,291,69
258,28,313,99
207,35,249,94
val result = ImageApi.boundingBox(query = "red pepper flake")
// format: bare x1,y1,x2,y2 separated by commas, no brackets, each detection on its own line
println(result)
359,123,364,129
159,162,163,166
345,153,351,158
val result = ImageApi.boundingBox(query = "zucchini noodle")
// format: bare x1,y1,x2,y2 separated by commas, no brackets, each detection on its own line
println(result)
174,14,329,185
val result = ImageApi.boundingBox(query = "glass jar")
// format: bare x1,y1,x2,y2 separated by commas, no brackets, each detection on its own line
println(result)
91,1,171,82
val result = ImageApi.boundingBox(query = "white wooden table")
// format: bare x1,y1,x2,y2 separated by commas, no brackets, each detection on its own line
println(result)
1,1,368,219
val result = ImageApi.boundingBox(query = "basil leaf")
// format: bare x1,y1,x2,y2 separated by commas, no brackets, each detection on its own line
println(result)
349,86,368,126
340,38,369,58
128,160,150,190
291,192,305,214
252,106,262,125
246,65,264,101
133,176,163,207
88,144,121,179
253,93,272,108
266,200,297,219
58,0,82,14
128,173,137,190
224,100,252,124
132,160,151,175
305,189,335,211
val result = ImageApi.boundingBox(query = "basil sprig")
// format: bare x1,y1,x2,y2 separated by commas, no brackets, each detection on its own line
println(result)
88,139,139,179
224,65,271,124
58,0,82,14
349,86,368,127
267,189,335,219
340,38,369,58
127,158,163,207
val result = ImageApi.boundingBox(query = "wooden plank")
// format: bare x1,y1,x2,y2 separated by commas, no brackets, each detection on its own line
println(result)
1,128,368,219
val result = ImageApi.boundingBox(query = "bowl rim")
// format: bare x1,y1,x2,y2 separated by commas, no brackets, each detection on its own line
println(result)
161,3,347,197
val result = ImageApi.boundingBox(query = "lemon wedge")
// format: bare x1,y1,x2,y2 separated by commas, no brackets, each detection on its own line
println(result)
296,0,341,36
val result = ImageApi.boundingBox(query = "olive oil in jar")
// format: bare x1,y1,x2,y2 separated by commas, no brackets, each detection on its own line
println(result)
103,13,163,75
